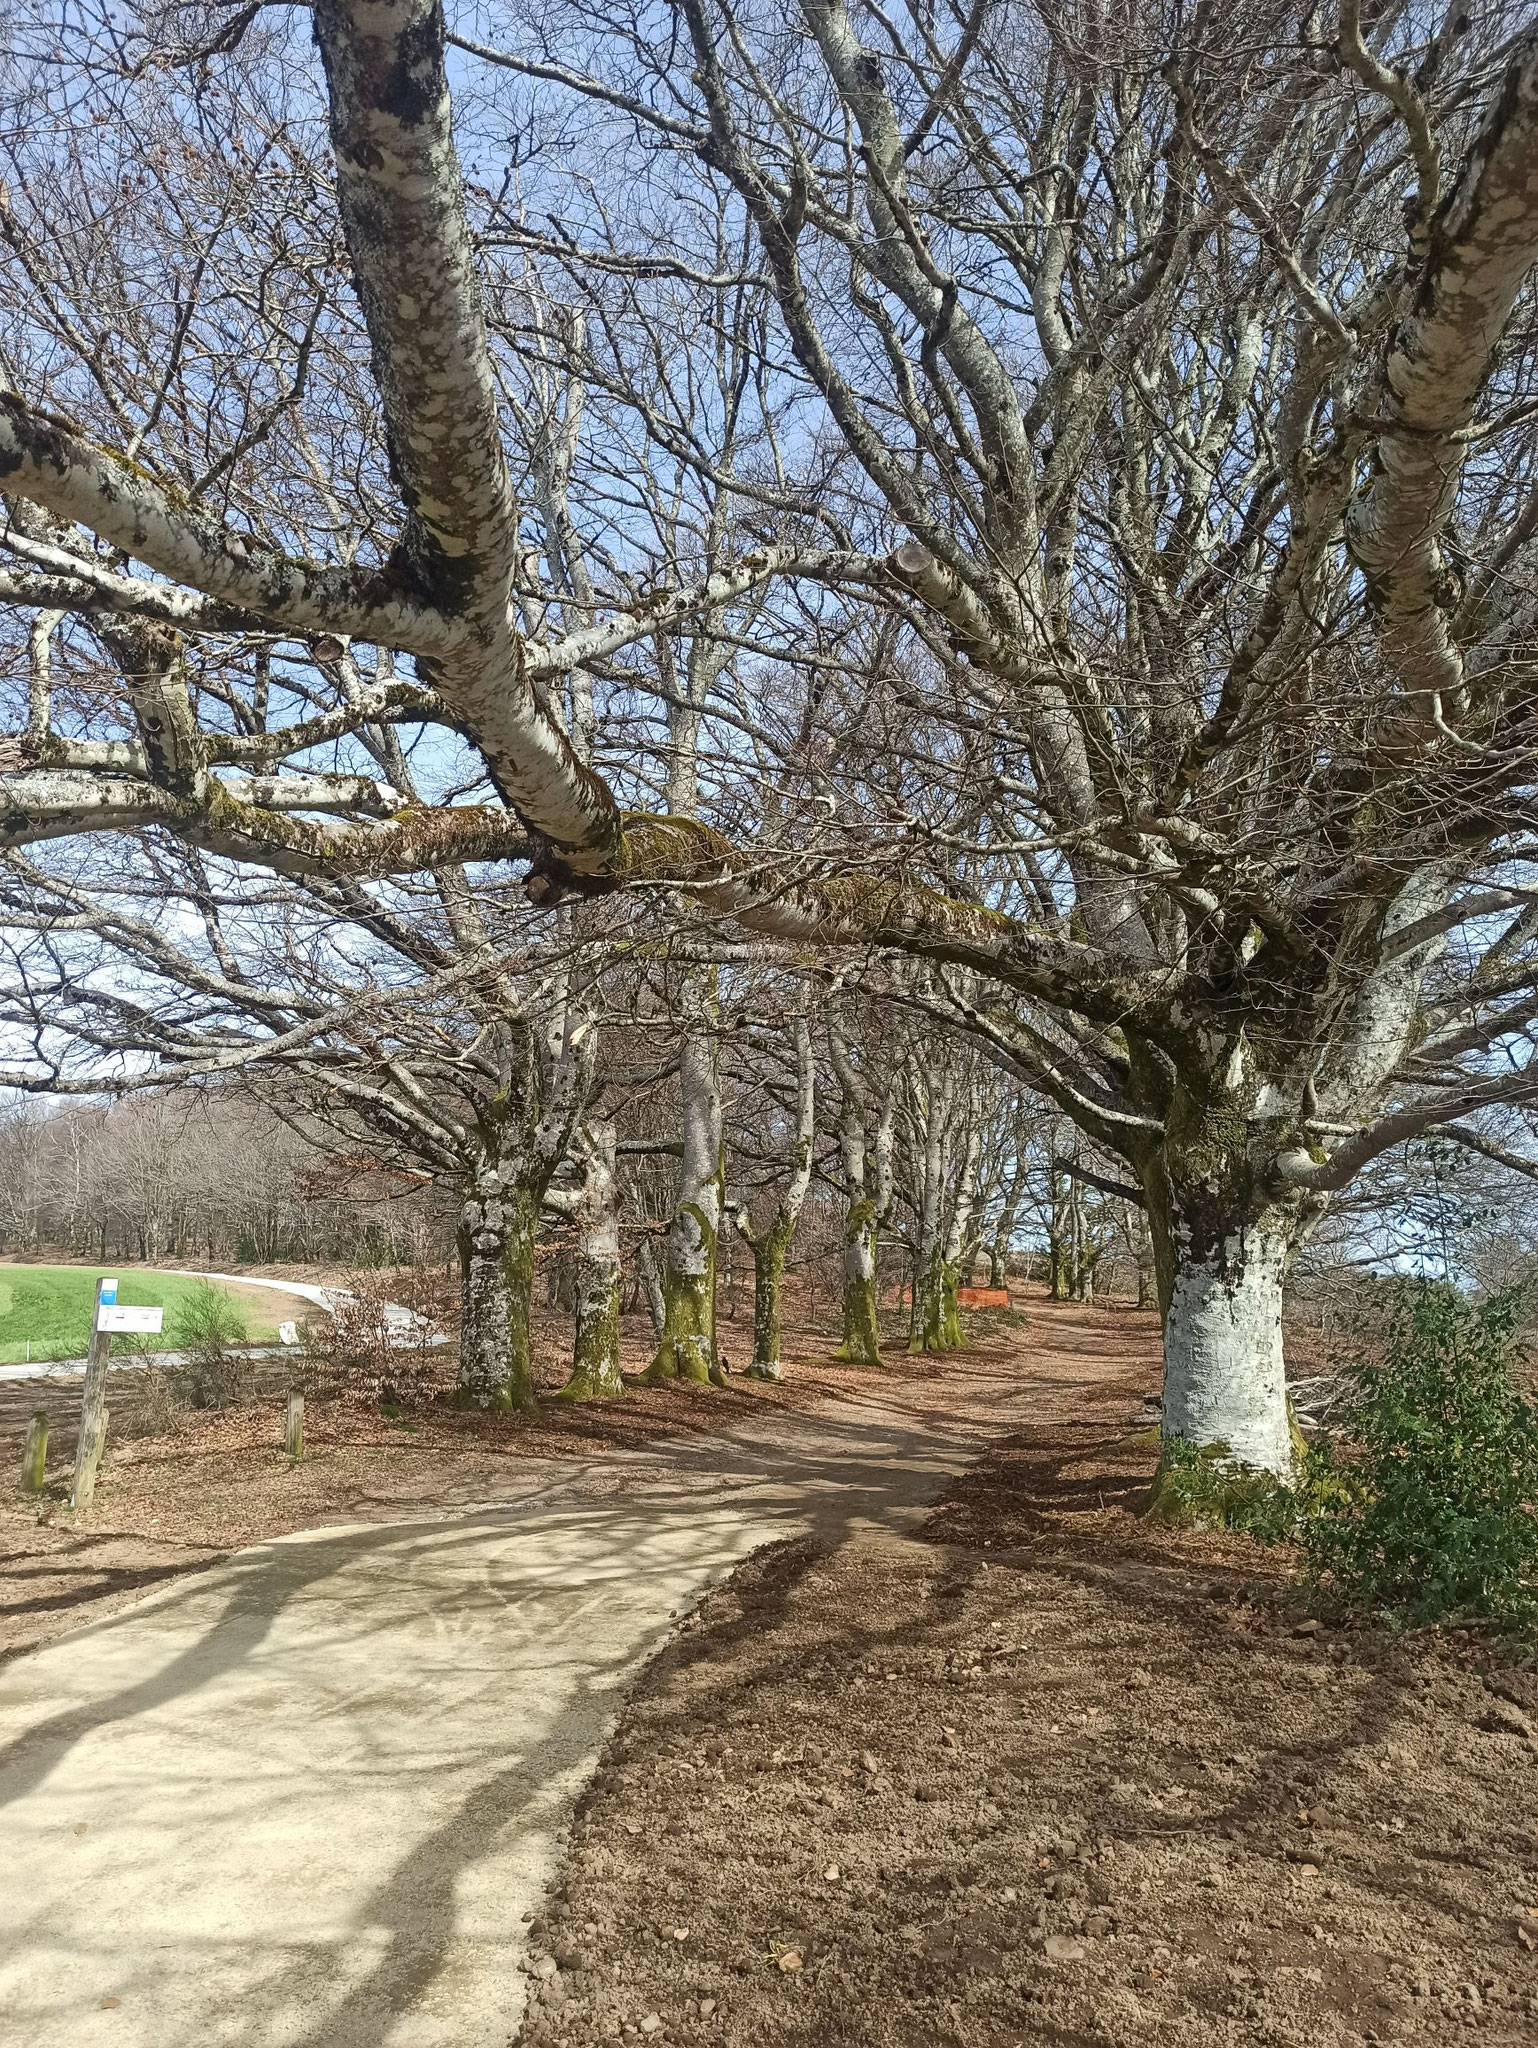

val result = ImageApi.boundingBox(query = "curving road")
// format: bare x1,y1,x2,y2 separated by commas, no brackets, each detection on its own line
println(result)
0,1352,1042,2048
0,1270,434,1384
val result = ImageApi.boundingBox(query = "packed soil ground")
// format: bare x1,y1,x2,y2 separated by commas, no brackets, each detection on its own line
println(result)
6,1281,1538,2047
518,1300,1538,2048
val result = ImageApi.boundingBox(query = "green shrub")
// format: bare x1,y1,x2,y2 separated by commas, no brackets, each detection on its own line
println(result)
166,1281,251,1410
1302,1283,1538,1628
1146,1436,1305,1544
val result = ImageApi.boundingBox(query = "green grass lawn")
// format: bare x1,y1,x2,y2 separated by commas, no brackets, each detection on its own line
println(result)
0,1267,280,1364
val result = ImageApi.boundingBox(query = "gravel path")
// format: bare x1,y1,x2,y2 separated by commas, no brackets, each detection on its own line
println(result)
0,1349,1036,2048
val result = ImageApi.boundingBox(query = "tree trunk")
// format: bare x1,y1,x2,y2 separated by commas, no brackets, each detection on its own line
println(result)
933,1091,983,1351
1131,1205,1155,1309
739,1016,814,1382
747,1225,788,1380
1158,1221,1295,1475
830,1013,892,1367
837,1198,882,1365
558,1122,623,1401
913,1245,951,1352
647,1014,722,1384
636,1236,666,1336
451,1003,595,1414
455,1173,538,1414
939,1259,964,1347
907,1077,949,1355
1136,1048,1315,1479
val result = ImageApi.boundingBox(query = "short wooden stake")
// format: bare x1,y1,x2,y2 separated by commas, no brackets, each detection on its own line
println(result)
20,1410,47,1493
71,1277,115,1511
285,1389,304,1461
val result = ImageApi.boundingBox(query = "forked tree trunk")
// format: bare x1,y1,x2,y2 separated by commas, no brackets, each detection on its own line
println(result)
453,1002,595,1414
1134,1046,1319,1478
557,1121,623,1401
1136,878,1454,1477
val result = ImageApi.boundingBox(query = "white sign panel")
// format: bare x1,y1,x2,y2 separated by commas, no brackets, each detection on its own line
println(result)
97,1305,164,1334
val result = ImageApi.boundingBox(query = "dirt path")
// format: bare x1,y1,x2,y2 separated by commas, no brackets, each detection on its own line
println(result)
0,1332,1058,2048
534,1304,1538,2048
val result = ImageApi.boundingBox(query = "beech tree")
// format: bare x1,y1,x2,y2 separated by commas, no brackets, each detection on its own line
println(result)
0,831,603,1407
728,1012,817,1379
4,0,1538,1470
465,0,1538,1464
828,1003,899,1365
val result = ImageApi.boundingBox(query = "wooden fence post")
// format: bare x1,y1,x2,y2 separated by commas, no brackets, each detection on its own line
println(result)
285,1389,304,1461
20,1411,47,1493
71,1277,115,1511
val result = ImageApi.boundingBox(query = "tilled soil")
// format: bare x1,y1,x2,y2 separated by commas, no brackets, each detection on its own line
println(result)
521,1300,1538,2048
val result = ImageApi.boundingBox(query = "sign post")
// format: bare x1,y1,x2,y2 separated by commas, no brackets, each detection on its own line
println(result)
71,1276,116,1511
69,1284,164,1512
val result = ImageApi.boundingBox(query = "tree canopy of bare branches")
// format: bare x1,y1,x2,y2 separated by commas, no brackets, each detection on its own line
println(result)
4,0,1538,1465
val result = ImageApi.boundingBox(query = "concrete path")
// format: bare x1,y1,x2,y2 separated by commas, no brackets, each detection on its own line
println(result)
0,1354,1035,2048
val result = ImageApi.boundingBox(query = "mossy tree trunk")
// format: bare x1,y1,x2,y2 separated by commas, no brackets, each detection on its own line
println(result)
829,1010,895,1367
453,1003,596,1415
908,1068,981,1355
838,1198,883,1365
457,1172,539,1414
636,1235,667,1337
736,1017,816,1381
747,1225,789,1380
913,1245,948,1351
907,1067,949,1354
937,1089,983,1349
1127,1034,1323,1478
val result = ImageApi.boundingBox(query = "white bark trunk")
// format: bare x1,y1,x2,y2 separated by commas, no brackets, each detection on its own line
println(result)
1161,1223,1294,1475
559,1121,622,1400
637,1236,666,1336
649,1002,723,1382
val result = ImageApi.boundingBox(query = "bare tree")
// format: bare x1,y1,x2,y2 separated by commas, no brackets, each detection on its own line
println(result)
0,837,601,1407
3,2,1538,1471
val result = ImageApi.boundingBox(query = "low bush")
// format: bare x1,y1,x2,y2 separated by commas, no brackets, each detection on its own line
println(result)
165,1281,251,1410
296,1268,452,1408
1146,1436,1303,1543
1302,1283,1538,1629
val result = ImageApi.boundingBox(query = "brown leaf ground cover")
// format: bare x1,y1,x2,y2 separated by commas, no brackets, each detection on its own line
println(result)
518,1298,1538,2048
